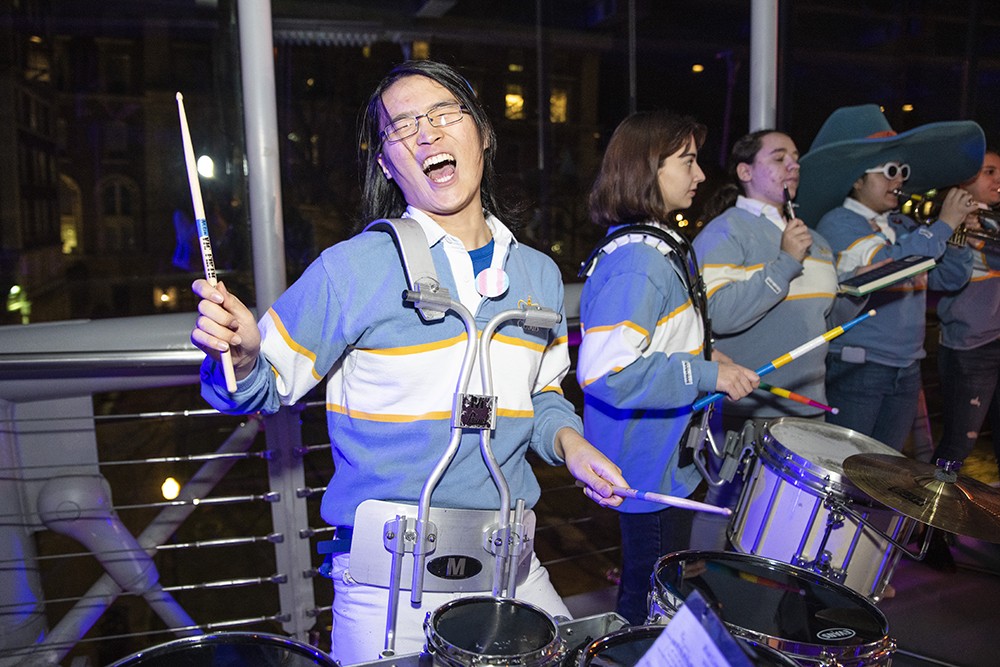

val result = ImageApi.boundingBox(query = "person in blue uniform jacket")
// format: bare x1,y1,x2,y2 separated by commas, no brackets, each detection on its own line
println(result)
577,110,758,625
797,104,984,451
189,59,628,663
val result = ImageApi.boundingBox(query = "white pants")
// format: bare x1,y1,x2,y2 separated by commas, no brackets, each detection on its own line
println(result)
329,552,571,665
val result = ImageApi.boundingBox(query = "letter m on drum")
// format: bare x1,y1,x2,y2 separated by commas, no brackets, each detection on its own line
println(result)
428,554,484,580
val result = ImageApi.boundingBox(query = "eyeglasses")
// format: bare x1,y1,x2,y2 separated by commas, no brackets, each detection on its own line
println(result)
380,102,467,143
865,162,911,181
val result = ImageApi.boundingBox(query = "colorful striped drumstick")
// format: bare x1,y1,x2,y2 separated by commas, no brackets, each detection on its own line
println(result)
759,383,839,415
692,309,876,411
177,92,237,393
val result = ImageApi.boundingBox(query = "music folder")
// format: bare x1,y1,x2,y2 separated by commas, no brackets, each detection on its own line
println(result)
838,256,936,296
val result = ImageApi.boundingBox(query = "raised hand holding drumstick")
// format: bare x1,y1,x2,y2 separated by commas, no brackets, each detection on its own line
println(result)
177,92,242,391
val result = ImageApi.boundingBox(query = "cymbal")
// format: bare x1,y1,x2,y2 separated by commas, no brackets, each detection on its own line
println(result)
843,453,1000,543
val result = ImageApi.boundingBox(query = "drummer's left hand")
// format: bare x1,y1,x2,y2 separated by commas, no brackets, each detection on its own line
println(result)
555,427,626,508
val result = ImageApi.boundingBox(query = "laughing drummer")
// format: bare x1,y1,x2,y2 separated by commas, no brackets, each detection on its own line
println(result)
190,60,627,664
798,104,983,452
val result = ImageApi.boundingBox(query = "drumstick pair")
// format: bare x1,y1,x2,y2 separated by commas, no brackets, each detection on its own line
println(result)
692,309,877,411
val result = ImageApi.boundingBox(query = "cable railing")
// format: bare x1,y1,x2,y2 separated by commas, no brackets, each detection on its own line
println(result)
0,311,620,665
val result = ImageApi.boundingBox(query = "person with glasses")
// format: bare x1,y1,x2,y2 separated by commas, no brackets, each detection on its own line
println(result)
576,111,759,624
687,130,840,549
190,59,627,663
796,104,984,450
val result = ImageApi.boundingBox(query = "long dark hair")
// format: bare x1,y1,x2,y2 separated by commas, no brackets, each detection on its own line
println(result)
701,129,779,222
589,110,706,227
357,60,510,229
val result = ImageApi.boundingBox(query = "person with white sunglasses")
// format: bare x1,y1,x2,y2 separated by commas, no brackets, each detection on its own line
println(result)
796,104,984,450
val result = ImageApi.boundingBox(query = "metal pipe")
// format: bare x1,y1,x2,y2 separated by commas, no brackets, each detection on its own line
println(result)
749,0,779,130
237,0,287,312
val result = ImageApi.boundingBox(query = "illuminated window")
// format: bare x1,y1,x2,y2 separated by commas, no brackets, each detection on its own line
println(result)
550,88,568,124
59,175,82,254
505,84,525,120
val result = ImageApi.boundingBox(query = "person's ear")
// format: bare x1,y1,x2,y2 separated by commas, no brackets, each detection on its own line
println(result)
736,162,753,183
377,154,392,180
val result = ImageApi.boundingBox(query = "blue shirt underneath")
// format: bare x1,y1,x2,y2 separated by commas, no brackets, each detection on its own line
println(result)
468,239,495,276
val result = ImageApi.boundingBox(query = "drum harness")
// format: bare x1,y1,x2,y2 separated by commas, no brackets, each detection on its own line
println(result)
319,218,564,658
579,223,751,488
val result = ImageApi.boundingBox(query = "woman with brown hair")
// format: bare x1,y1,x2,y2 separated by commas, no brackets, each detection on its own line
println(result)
577,110,757,624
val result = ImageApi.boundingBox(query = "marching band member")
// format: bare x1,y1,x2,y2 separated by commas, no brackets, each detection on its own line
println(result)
798,104,984,451
190,59,627,663
577,111,758,624
934,148,1000,475
689,130,839,549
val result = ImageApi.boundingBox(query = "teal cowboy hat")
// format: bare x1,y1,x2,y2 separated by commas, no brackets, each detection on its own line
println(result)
797,104,985,226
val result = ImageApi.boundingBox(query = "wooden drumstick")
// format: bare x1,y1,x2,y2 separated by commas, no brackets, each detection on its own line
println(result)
177,92,237,393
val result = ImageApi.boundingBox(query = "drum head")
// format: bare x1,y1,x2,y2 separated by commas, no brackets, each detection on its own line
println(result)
107,632,337,667
763,418,903,499
425,596,563,665
652,551,890,662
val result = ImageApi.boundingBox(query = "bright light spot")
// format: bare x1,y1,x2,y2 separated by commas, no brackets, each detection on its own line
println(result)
306,77,315,87
30,35,43,44
691,64,705,73
551,242,563,255
508,63,524,73
675,213,684,221
902,104,914,112
161,477,181,500
196,155,214,179
9,285,21,296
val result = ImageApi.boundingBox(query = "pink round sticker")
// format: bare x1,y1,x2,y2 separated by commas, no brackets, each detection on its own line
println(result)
476,267,510,298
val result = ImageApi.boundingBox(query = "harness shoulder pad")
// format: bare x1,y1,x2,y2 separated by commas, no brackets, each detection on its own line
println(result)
363,218,446,321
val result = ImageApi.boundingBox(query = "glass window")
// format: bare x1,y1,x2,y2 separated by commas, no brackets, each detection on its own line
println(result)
505,83,525,120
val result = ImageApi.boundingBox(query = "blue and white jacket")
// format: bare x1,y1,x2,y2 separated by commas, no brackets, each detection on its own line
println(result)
577,223,708,514
694,200,839,417
817,199,972,367
201,208,581,528
937,244,1000,351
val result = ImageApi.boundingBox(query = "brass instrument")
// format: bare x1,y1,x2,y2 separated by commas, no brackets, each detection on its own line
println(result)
892,188,1000,251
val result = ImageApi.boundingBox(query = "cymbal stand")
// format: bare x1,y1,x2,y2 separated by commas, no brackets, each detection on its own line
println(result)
826,496,932,562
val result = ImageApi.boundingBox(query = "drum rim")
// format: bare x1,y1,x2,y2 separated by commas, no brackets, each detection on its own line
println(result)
424,595,565,666
578,624,663,666
759,417,903,503
106,631,335,667
649,550,892,660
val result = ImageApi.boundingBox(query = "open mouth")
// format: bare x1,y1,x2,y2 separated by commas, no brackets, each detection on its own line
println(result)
422,152,457,183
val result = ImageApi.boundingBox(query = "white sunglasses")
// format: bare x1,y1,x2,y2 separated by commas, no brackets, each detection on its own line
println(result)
865,162,911,181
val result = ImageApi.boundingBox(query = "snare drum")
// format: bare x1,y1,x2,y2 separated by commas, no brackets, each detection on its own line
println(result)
649,551,894,666
423,596,565,666
107,631,338,667
729,418,915,599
